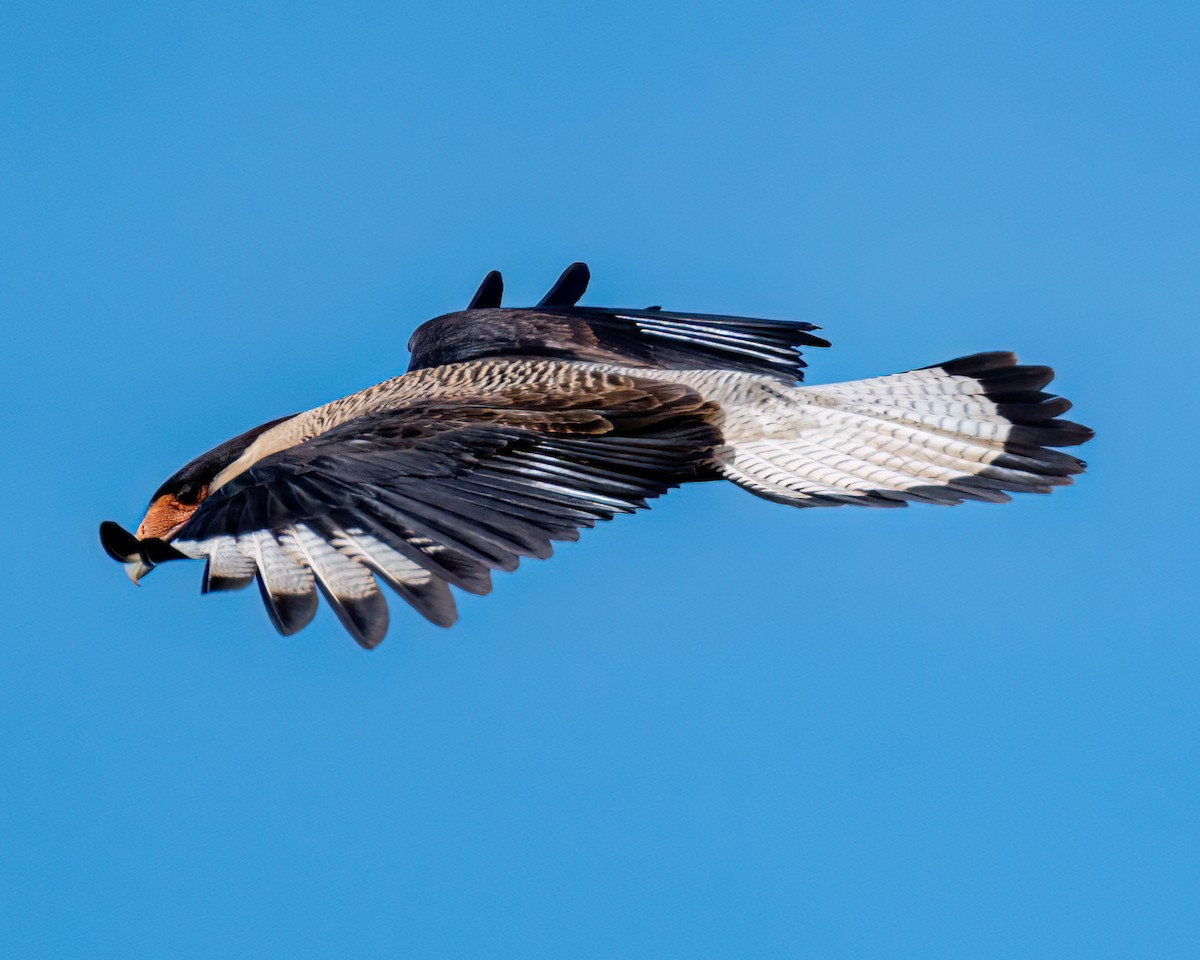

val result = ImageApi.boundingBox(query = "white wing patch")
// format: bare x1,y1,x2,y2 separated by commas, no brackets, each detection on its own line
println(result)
175,523,446,640
285,524,381,602
254,530,315,597
329,527,437,589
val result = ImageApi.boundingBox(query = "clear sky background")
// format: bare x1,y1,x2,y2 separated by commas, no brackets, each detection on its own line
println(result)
2,2,1197,957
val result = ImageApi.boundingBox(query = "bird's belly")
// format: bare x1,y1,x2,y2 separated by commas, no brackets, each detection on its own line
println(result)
578,363,820,443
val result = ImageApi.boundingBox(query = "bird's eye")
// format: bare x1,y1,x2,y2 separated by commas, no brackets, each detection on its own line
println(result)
175,482,202,505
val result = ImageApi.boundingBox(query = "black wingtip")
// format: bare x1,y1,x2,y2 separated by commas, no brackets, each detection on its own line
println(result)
100,520,190,566
537,262,590,307
99,520,142,563
256,573,319,636
141,538,189,563
468,270,504,309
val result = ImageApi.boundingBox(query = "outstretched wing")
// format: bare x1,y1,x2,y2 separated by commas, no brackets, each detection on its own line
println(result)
168,376,718,648
407,262,829,382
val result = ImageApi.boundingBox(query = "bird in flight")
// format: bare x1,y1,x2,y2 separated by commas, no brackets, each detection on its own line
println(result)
101,263,1093,648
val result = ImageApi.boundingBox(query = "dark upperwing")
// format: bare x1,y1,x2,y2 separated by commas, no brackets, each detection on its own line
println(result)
407,262,830,383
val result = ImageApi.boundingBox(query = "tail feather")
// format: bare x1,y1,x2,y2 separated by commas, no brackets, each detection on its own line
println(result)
718,352,1093,508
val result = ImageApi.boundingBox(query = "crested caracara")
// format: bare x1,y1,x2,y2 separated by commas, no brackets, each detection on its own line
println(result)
101,263,1094,648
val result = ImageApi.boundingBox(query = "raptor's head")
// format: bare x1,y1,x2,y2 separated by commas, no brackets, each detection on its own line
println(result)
100,416,293,583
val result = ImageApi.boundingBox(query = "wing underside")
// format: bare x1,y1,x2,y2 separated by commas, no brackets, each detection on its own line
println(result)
165,371,718,647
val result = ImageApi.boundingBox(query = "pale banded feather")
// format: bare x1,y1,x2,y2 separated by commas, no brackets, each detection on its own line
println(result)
285,524,389,648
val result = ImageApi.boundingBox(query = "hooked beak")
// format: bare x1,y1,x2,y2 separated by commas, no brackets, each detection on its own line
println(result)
125,559,154,585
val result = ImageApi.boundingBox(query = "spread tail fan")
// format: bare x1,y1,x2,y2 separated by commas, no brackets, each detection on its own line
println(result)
718,352,1093,507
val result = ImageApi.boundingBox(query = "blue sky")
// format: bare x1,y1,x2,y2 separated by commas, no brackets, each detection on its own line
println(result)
2,1,1197,956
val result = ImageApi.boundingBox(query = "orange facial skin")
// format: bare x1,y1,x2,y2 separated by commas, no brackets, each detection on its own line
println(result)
136,490,206,541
